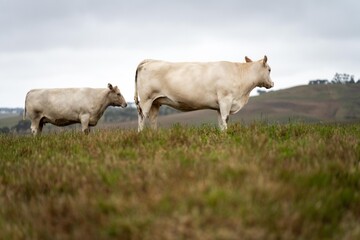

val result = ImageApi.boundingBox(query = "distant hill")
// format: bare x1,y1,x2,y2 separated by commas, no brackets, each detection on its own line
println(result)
116,84,360,129
236,84,360,123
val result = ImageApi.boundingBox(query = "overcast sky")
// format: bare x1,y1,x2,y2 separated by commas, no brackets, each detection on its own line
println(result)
1,0,359,107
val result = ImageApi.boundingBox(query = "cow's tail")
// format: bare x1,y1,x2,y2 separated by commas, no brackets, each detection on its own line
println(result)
134,63,143,119
23,107,26,120
23,93,28,120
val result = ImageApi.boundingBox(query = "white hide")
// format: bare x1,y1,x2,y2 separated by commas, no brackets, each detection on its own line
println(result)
134,56,273,132
24,83,127,135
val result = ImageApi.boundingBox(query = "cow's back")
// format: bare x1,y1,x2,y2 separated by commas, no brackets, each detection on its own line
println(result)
27,89,79,111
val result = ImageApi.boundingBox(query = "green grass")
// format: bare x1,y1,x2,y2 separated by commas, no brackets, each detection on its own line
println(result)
0,123,359,240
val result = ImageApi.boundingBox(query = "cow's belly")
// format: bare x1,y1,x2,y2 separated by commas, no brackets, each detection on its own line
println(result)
154,96,219,111
42,116,80,126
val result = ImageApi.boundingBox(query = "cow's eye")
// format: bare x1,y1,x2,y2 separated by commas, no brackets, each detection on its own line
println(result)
268,68,271,73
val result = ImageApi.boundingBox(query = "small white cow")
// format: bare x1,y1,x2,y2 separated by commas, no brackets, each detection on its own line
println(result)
24,83,127,135
134,56,273,131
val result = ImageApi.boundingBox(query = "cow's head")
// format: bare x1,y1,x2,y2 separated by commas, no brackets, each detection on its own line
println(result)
107,83,127,108
246,55,274,89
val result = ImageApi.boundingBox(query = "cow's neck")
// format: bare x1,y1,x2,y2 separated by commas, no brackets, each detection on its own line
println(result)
242,80,256,102
238,76,258,100
230,66,259,113
236,63,258,94
228,79,255,114
244,64,263,97
95,90,111,118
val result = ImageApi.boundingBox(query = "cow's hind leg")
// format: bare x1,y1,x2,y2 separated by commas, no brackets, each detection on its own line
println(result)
30,117,42,136
30,123,39,136
38,119,44,134
138,100,153,132
137,112,144,132
149,104,160,130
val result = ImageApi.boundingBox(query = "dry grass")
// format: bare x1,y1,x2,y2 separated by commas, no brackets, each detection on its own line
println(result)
0,123,359,240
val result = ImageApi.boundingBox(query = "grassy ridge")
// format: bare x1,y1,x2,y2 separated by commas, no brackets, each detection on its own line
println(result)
0,115,21,128
0,123,359,239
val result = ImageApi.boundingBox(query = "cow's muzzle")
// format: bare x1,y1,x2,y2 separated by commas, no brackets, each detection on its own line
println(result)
264,81,274,89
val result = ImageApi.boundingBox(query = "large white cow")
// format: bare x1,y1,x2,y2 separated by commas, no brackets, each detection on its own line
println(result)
134,56,273,131
24,83,127,135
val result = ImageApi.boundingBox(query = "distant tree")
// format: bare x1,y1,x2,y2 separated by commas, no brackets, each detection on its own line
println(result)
257,89,267,95
331,73,355,84
332,73,342,84
348,75,355,84
12,120,31,133
0,127,10,134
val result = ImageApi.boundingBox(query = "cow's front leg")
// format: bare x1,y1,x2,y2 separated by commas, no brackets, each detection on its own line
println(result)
80,114,90,134
138,113,144,132
218,98,232,131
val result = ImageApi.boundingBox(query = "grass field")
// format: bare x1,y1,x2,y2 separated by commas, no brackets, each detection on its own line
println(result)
0,123,359,240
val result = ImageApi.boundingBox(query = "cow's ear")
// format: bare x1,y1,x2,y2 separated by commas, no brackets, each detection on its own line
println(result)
263,55,268,66
108,83,113,90
245,56,253,63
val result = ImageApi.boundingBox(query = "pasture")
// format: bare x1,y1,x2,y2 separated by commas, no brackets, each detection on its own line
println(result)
0,123,359,240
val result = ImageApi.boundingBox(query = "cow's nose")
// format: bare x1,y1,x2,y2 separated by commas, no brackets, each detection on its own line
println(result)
122,102,128,108
265,82,274,89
